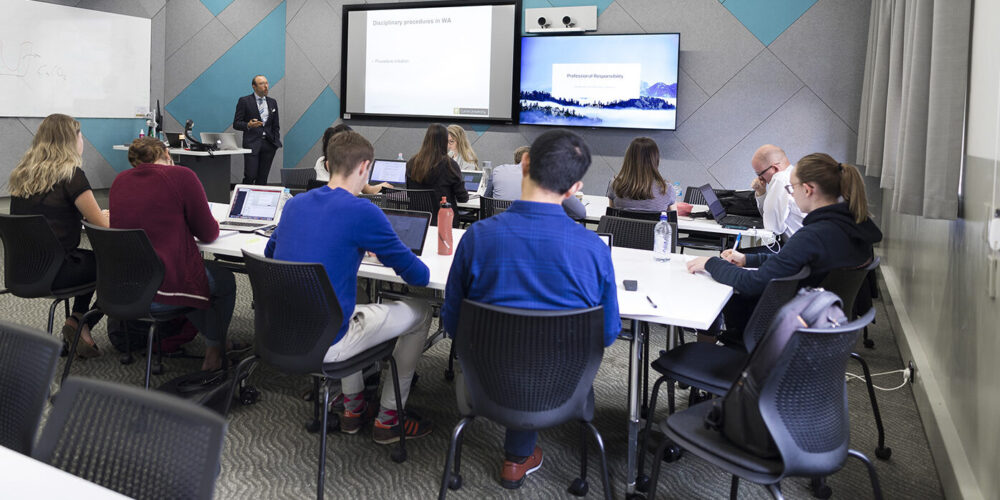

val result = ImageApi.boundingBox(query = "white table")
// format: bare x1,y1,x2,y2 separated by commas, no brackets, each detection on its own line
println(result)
112,145,251,204
0,445,130,499
197,221,731,495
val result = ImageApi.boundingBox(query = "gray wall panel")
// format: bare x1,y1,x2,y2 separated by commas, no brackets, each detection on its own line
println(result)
286,0,342,83
283,37,330,129
217,0,284,41
594,1,643,34
164,19,236,102
0,119,37,194
165,0,213,58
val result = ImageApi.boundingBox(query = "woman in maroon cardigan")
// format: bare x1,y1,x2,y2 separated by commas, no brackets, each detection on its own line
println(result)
109,137,236,372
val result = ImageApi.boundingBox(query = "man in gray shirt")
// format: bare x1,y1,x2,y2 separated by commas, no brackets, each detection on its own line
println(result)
486,146,586,220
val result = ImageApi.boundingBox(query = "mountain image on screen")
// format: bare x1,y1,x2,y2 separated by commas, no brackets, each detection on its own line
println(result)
518,84,676,127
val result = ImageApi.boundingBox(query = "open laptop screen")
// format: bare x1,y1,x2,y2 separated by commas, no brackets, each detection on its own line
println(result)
229,187,281,221
370,160,407,185
460,170,483,192
383,209,431,256
698,184,727,221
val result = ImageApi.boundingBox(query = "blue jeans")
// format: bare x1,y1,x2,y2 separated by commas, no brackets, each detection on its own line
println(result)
505,429,538,458
149,262,235,347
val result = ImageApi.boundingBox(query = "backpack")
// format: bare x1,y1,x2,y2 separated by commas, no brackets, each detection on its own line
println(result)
704,288,848,458
716,189,761,217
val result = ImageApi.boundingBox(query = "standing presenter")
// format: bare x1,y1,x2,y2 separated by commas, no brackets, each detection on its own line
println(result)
234,74,281,185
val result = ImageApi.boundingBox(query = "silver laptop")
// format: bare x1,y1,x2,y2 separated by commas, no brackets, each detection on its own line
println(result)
219,184,284,232
460,170,486,199
200,132,240,150
368,159,408,187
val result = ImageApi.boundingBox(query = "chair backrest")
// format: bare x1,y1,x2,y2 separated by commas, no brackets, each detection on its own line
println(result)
604,207,664,221
742,266,811,351
479,195,514,220
597,215,676,251
383,187,437,214
242,251,344,373
306,178,327,191
818,257,880,319
758,308,876,478
33,377,226,500
280,167,317,189
83,223,165,320
359,193,386,208
456,300,605,429
0,321,63,454
0,214,66,297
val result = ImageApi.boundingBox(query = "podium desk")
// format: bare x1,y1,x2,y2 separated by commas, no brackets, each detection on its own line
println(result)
112,146,250,203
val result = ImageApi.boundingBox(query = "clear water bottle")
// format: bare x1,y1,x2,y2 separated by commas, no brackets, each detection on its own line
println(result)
397,152,404,160
673,181,682,199
653,211,671,262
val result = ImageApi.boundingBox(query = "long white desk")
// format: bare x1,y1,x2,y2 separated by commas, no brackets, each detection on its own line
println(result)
0,445,130,499
198,217,731,494
112,145,251,204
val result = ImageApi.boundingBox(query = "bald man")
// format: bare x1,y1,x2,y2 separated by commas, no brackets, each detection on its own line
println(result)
750,144,803,240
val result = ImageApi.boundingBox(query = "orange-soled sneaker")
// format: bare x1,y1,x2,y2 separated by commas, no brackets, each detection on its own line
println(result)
500,446,543,489
339,403,377,435
372,413,433,444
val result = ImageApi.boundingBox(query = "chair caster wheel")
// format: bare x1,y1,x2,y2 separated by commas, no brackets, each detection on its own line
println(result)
305,420,321,433
864,338,875,349
567,478,589,496
390,448,407,463
811,484,832,499
444,369,454,381
447,473,462,490
239,386,260,405
635,474,650,492
662,445,683,462
151,364,164,375
875,446,892,460
119,354,135,365
60,343,69,357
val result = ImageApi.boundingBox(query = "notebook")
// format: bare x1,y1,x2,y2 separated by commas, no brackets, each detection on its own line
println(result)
218,185,284,232
368,159,408,187
362,209,432,266
200,132,240,150
698,184,764,229
460,170,486,199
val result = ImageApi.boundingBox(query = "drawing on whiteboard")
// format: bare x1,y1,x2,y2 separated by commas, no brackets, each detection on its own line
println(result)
0,41,41,78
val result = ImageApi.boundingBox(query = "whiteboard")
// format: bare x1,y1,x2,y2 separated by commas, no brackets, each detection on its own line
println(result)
0,0,151,118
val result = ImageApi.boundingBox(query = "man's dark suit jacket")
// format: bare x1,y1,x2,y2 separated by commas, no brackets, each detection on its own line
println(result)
233,94,281,153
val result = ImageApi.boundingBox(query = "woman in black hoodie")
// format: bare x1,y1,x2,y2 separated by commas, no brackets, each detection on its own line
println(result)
687,153,882,336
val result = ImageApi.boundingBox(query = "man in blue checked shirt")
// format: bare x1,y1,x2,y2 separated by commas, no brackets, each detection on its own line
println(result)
442,129,620,490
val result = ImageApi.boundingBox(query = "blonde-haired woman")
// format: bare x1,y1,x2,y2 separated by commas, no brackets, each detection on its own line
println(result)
9,113,109,357
447,124,479,170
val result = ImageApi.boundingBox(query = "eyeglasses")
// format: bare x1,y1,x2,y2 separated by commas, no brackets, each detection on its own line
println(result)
754,165,776,181
784,182,804,195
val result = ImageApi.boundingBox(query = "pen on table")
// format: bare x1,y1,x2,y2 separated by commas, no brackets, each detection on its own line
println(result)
646,295,658,309
732,234,742,251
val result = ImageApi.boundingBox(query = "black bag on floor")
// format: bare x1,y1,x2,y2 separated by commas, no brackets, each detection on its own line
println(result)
158,356,259,416
108,317,193,354
704,288,847,458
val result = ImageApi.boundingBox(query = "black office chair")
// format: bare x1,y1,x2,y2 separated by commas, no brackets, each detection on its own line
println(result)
479,196,514,220
62,223,194,389
0,321,63,455
605,207,663,221
636,267,810,488
0,214,96,336
647,309,881,500
33,376,227,500
359,193,386,208
307,179,327,191
281,167,317,190
242,251,407,500
819,258,891,461
383,186,439,217
439,300,611,499
597,215,674,251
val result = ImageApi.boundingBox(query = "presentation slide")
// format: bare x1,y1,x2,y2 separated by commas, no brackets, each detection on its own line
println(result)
519,34,680,130
342,2,516,122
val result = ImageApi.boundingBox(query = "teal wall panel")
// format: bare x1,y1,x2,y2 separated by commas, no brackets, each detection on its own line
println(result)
283,86,339,171
78,118,147,173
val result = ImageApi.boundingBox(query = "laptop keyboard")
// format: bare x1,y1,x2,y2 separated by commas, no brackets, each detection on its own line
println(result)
222,221,267,228
721,215,761,228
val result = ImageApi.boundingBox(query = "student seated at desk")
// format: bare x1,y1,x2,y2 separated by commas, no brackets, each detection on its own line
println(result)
606,137,677,212
485,145,587,220
110,137,236,371
266,131,434,444
313,124,390,195
406,124,468,225
687,153,882,342
447,124,479,170
9,113,109,358
442,129,620,490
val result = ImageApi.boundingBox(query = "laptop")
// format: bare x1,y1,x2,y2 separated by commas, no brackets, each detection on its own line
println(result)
368,159,408,187
200,132,240,150
698,184,764,229
460,170,486,199
218,184,285,232
362,209,432,266
166,132,185,148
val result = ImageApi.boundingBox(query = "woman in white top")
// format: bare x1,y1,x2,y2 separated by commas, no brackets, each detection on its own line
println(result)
314,124,389,193
447,124,479,171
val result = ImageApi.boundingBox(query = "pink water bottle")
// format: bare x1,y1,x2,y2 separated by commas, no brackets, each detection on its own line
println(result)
437,196,454,255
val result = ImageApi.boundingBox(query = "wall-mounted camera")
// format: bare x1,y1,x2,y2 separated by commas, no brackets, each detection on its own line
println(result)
524,6,596,33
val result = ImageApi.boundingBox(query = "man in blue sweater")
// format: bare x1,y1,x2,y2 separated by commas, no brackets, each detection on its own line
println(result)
265,131,433,444
442,129,620,489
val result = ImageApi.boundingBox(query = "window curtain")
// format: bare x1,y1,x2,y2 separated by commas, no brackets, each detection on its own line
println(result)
856,0,971,220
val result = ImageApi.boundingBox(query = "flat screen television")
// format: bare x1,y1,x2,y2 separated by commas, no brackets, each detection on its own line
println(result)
341,0,519,123
518,33,680,130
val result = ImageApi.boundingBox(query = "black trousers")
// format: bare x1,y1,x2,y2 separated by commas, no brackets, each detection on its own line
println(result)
51,249,103,328
243,141,278,185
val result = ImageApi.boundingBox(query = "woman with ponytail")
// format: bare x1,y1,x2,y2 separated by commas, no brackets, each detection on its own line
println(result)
686,153,882,340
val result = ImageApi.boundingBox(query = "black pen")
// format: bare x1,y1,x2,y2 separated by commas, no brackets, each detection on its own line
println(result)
646,295,658,309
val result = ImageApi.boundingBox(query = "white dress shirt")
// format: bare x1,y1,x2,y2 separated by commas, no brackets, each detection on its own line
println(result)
755,166,804,240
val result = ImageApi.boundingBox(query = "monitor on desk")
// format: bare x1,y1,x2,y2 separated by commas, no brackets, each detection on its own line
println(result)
369,159,407,186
